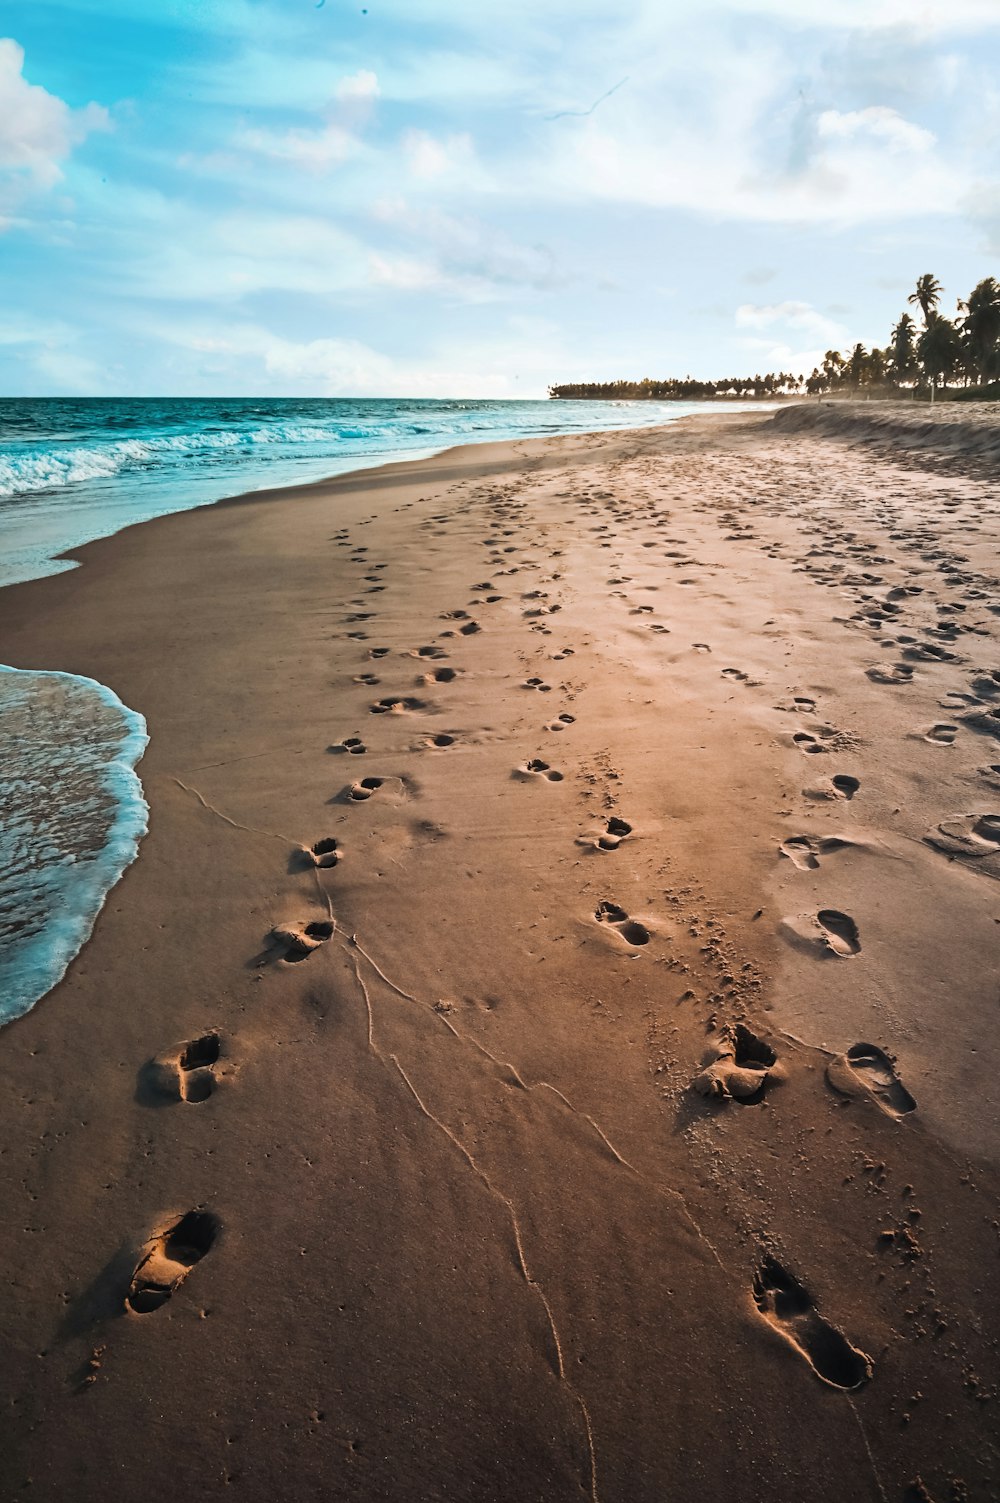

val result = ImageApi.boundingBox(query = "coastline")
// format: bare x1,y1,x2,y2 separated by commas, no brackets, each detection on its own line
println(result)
0,665,148,1026
2,406,998,1502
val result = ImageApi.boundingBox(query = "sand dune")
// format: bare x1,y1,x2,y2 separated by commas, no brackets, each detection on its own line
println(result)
0,406,998,1501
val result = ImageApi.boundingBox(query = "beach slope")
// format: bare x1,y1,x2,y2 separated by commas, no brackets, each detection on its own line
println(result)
1,407,998,1502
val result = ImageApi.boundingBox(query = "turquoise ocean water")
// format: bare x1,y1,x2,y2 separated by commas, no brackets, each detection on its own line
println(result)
0,395,756,1024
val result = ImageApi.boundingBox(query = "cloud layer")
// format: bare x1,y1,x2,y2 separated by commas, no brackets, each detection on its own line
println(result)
3,3,1000,394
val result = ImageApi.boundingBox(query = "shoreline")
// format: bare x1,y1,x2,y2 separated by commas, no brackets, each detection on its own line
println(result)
1,406,998,1502
1,395,760,591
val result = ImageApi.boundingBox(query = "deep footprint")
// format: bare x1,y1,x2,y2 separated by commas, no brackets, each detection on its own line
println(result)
349,777,385,801
598,816,633,851
520,759,564,782
177,1034,221,1102
370,696,425,715
126,1211,218,1314
693,1024,783,1102
309,837,341,869
752,1256,872,1390
595,900,650,945
271,919,335,961
817,909,861,956
148,1033,222,1103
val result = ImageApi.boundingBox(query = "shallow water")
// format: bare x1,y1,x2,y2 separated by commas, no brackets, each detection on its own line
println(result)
0,667,148,1026
0,394,767,1025
0,396,764,587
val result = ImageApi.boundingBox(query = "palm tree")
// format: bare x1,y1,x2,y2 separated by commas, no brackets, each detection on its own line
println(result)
958,277,1000,386
917,312,962,391
908,273,942,327
847,343,869,388
822,350,845,388
889,312,918,385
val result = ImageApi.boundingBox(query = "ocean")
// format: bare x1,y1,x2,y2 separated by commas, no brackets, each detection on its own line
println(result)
0,396,728,589
0,394,758,1025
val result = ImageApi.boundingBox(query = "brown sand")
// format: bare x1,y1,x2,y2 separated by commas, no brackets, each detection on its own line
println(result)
1,406,998,1501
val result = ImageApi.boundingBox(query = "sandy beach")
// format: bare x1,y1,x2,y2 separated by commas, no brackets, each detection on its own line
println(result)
1,403,998,1502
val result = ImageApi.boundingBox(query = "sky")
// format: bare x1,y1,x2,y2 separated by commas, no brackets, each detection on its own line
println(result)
2,0,1000,398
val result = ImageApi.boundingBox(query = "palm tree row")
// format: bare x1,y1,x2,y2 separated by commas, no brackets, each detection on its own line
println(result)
805,274,1000,396
550,275,1000,402
549,373,806,400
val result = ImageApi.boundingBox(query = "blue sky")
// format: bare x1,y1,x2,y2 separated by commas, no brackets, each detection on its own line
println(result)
3,0,1000,397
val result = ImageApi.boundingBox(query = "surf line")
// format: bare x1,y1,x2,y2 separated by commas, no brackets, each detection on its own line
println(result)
0,664,149,1026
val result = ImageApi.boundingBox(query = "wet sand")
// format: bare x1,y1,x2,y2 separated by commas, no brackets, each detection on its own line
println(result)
1,404,998,1502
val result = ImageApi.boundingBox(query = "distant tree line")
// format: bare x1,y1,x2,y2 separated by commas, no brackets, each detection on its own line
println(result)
549,275,1000,402
548,373,805,400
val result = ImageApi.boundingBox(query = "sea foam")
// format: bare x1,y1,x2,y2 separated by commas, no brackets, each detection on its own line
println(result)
0,666,148,1026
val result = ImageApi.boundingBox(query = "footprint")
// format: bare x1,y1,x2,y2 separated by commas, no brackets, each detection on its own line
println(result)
370,696,426,715
817,909,861,956
126,1211,218,1314
270,919,335,961
867,663,914,685
826,1044,916,1117
924,723,958,745
522,677,552,692
597,816,632,851
925,813,1000,865
349,776,385,801
414,645,448,660
459,620,482,636
961,706,1000,739
547,714,575,731
353,673,380,686
722,667,749,682
594,901,649,946
369,647,391,660
147,1033,222,1103
427,733,456,749
517,759,564,782
804,774,859,802
782,909,860,957
308,837,341,869
329,737,367,756
793,731,826,755
423,667,459,684
779,835,850,870
692,1024,784,1102
752,1257,872,1390
595,900,628,923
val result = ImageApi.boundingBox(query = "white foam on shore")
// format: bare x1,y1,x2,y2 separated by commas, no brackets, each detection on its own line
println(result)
0,666,148,1026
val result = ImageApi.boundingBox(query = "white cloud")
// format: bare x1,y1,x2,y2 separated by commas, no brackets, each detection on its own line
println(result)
335,70,380,106
147,317,531,397
0,39,109,190
238,120,357,174
371,200,561,296
121,210,371,301
368,253,440,291
234,70,379,176
735,300,851,345
723,0,1000,29
817,106,935,153
402,129,484,185
734,301,859,374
